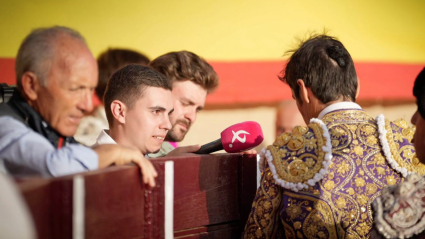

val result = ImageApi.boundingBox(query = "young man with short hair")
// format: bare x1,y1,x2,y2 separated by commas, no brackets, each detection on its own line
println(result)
95,64,174,156
148,51,219,157
75,48,150,146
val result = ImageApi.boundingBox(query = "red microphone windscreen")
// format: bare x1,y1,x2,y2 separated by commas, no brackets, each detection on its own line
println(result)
220,121,264,153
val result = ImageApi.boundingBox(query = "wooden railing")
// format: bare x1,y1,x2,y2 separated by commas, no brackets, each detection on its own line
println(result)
16,153,258,239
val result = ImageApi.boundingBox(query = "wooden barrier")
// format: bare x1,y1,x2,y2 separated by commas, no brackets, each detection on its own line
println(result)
16,153,258,239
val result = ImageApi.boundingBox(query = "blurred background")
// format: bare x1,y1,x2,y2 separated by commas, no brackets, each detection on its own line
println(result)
0,0,424,148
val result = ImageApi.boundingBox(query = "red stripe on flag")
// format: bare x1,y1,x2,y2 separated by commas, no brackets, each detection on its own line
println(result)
0,58,16,85
208,61,424,104
1,58,424,105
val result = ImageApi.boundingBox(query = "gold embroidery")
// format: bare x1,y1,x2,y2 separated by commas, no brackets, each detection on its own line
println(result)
374,154,385,165
297,231,303,238
366,135,378,145
386,175,396,185
283,221,296,239
346,188,355,195
384,119,425,175
413,155,420,165
268,123,325,184
324,180,335,191
294,221,302,229
287,202,304,220
362,125,376,135
336,197,347,209
376,167,385,175
243,165,283,238
287,135,305,151
393,118,409,129
393,133,404,143
354,146,364,156
366,183,377,195
402,148,414,159
356,194,368,205
355,221,371,237
305,158,315,167
289,159,308,176
355,178,366,187
305,138,317,150
286,126,309,151
402,128,414,141
244,110,422,239
274,132,291,147
304,200,337,239
337,161,350,174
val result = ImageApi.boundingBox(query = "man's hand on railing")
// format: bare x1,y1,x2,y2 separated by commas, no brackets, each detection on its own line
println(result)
240,149,257,155
166,144,257,156
93,144,158,187
166,144,201,157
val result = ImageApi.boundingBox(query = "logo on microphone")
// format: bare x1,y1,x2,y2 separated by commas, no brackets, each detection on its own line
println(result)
229,130,250,148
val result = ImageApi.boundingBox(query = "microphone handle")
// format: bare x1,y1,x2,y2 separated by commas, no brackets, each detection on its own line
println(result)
194,138,224,154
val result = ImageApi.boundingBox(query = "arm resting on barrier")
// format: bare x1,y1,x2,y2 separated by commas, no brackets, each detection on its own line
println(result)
0,116,98,177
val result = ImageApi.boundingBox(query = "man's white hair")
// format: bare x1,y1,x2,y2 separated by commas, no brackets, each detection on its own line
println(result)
15,26,87,88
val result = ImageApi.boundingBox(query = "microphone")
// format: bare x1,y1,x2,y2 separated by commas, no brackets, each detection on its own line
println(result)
195,121,264,154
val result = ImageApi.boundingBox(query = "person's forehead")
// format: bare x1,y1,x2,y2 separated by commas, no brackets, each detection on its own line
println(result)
49,42,97,86
58,43,95,70
172,80,207,104
137,86,173,107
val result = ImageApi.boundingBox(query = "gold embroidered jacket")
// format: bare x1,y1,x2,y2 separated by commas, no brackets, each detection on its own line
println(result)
243,109,425,239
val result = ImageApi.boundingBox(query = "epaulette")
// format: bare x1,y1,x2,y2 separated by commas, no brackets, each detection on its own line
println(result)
376,115,425,177
261,119,332,192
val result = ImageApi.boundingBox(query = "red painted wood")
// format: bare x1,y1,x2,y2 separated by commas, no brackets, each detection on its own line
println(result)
84,166,145,239
18,177,74,239
155,154,240,231
238,154,258,229
154,154,258,237
18,178,55,239
15,154,258,238
174,222,240,238
16,162,168,239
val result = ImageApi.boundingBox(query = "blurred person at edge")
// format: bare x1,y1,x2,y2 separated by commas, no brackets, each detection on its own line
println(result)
75,48,150,146
0,26,157,187
372,68,425,239
242,34,425,238
275,100,306,138
147,51,219,157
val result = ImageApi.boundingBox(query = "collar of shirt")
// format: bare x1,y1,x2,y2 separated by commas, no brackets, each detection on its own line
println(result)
95,129,116,145
168,141,178,148
93,129,152,159
94,105,107,122
318,102,362,119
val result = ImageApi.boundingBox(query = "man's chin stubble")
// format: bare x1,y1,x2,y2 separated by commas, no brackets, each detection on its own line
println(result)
165,127,186,142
